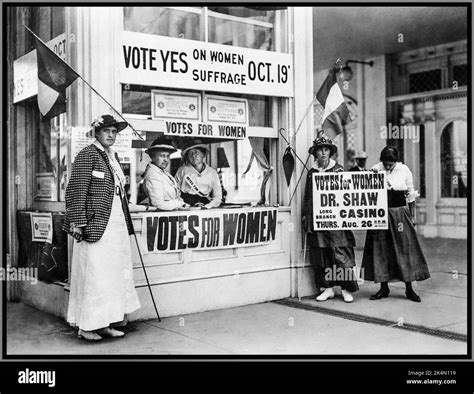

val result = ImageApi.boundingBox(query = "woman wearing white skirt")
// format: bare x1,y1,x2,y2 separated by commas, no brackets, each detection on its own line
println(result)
64,115,140,341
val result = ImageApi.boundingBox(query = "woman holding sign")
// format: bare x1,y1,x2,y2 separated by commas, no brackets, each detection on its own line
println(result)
142,136,190,210
175,139,222,209
302,132,358,303
362,146,430,302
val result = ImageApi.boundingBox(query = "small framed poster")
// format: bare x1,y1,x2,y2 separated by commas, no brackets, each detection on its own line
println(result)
30,212,53,242
35,173,56,201
151,90,201,120
205,96,248,124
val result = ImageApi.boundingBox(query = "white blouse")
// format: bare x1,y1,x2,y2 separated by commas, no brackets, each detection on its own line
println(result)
371,162,418,202
142,163,185,210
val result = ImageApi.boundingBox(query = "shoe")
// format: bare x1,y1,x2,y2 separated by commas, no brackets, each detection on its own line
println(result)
316,287,335,301
370,288,390,300
341,289,354,303
405,289,421,302
78,329,102,341
96,327,125,338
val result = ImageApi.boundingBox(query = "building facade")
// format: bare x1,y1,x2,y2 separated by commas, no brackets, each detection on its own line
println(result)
7,6,317,318
6,6,468,322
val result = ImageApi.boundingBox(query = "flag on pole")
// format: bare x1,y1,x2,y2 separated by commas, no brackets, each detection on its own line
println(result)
316,67,349,139
25,26,79,119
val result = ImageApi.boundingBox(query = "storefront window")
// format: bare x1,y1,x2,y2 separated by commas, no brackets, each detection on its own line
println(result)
217,138,269,205
123,84,271,204
23,7,68,203
440,120,467,198
122,85,271,127
123,7,203,41
123,6,278,51
121,6,282,206
208,8,274,50
35,114,68,202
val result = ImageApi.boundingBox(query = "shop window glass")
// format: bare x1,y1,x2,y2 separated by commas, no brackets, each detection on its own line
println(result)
208,7,276,23
452,64,467,87
123,7,203,41
212,139,267,205
123,84,271,205
122,85,271,127
440,120,467,198
121,7,279,205
26,7,67,203
19,7,65,57
409,69,442,93
208,7,275,51
35,114,68,202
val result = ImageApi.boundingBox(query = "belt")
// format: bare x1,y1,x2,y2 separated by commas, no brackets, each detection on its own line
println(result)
387,190,406,208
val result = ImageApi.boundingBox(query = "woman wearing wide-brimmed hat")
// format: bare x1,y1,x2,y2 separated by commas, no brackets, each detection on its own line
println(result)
63,114,141,341
175,139,222,208
301,131,359,303
141,136,189,211
361,146,430,302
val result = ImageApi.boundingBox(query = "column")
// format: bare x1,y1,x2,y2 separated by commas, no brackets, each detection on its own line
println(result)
420,101,438,237
292,7,313,298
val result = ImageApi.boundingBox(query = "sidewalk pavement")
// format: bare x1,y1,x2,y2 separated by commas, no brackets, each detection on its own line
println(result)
6,300,467,355
6,237,468,355
286,236,468,339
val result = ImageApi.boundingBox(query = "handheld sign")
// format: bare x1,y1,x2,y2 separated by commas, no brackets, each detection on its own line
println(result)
312,171,388,231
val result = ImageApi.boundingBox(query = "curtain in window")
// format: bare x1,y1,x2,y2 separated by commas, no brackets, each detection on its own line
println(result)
247,137,272,205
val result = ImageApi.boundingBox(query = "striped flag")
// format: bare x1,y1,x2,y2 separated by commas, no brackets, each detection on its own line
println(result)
316,67,349,139
26,27,79,119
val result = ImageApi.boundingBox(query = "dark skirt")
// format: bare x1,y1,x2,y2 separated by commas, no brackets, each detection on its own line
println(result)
362,206,430,283
308,232,359,292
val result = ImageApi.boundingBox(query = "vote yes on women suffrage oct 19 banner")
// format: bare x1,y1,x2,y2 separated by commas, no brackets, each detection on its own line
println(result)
141,207,278,253
312,172,388,231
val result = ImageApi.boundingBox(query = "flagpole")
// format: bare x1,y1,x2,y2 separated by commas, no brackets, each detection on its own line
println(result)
23,25,144,141
293,95,318,137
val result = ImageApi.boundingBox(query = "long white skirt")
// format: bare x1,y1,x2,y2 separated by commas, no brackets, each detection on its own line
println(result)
67,193,141,331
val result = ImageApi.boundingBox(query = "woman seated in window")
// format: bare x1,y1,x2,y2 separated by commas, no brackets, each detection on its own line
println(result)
142,137,189,211
175,139,222,209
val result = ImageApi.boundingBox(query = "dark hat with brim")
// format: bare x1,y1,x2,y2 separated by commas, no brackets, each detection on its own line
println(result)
308,132,337,156
145,136,177,155
89,114,128,136
181,139,209,159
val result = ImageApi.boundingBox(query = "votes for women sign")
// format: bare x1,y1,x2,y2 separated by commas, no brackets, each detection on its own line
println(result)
142,207,278,253
120,31,293,97
312,171,388,231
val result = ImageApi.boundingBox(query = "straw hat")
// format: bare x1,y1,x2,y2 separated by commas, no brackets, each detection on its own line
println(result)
181,139,209,159
145,136,177,155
